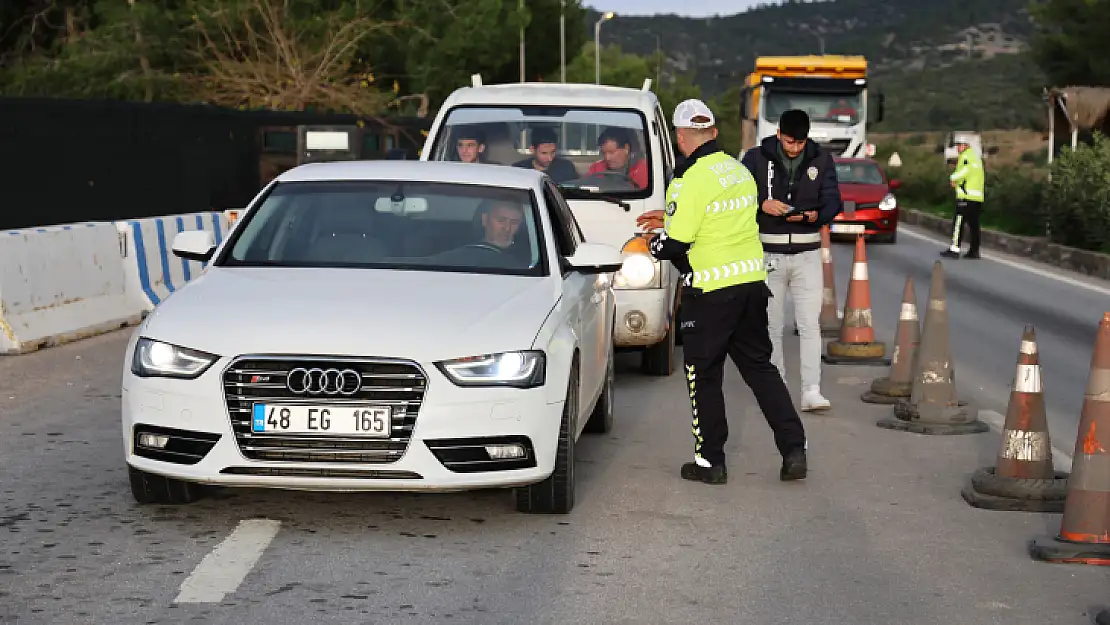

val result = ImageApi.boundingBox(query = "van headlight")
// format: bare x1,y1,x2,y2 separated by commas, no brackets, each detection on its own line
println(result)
879,193,897,211
615,254,657,289
131,338,218,379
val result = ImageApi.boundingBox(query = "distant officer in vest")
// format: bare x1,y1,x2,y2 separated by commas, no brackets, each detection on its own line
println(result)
636,99,808,485
741,109,842,412
941,133,985,259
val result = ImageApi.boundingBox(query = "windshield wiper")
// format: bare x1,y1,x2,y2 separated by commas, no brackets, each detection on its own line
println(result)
556,185,631,211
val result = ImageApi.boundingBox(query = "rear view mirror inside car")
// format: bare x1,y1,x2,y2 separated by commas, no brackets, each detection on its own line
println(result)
374,196,429,215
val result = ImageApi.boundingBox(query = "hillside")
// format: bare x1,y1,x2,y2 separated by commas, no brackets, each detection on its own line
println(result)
588,0,1047,131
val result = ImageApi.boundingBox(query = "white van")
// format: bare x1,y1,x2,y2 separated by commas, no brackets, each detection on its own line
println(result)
420,76,681,376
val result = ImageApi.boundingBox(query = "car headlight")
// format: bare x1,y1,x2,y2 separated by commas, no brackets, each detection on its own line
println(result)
436,351,546,388
879,193,897,211
131,338,218,379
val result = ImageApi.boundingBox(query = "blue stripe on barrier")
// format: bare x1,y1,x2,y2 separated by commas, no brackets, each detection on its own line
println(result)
176,216,192,283
131,221,161,306
211,213,223,246
155,218,177,294
195,215,207,269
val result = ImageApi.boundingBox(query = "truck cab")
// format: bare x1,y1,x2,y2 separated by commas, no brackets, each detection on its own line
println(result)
739,55,883,159
419,77,682,376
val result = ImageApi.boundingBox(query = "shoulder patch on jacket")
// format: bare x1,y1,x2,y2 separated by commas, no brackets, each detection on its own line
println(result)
666,201,677,216
807,165,818,181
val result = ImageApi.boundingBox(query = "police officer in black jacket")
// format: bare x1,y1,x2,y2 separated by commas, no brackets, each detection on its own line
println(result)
740,109,843,413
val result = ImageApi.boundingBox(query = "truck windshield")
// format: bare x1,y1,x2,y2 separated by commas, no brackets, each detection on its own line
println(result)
763,90,863,125
427,105,653,198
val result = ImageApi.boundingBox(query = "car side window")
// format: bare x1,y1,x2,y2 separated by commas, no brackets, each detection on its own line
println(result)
542,183,578,258
546,181,586,246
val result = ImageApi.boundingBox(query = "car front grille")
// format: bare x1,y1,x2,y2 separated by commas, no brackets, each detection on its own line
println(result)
222,356,426,464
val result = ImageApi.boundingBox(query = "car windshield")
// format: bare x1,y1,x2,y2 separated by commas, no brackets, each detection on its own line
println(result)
835,161,885,185
219,180,547,277
763,90,863,125
427,105,653,197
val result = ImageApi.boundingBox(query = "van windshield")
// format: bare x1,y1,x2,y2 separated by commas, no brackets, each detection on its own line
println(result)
427,105,654,198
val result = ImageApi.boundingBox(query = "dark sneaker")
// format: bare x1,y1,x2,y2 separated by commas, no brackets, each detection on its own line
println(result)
964,251,980,259
681,462,727,484
940,250,960,258
780,449,807,481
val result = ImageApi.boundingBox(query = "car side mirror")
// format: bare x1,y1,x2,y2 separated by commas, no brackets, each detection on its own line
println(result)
888,179,901,190
564,242,625,274
172,230,217,263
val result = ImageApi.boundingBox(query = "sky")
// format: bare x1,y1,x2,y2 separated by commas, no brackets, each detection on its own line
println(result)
584,0,765,18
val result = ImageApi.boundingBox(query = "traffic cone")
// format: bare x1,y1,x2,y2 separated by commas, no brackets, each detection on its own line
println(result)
823,234,890,366
877,260,988,435
862,275,919,405
962,325,1069,512
819,226,841,338
1029,312,1110,566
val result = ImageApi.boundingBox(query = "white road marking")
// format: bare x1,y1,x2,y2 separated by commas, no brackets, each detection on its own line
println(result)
174,519,282,603
898,225,1110,297
978,409,1072,472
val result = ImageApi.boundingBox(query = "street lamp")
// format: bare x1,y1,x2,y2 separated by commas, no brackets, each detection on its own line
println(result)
519,0,526,82
594,11,614,85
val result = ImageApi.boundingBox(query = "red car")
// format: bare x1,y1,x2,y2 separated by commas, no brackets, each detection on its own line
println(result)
829,157,901,244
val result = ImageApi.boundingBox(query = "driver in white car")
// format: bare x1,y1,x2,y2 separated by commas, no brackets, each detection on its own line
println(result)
481,200,524,249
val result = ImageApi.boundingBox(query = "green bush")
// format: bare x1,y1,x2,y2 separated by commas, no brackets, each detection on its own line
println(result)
982,165,1047,237
1043,133,1110,253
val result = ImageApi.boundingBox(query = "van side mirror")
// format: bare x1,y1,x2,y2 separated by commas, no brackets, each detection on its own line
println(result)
874,93,885,124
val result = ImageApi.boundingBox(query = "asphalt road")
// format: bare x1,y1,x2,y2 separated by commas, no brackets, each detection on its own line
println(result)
3,224,1110,624
827,223,1110,468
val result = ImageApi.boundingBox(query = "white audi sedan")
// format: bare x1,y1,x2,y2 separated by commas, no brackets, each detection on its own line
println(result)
121,160,625,514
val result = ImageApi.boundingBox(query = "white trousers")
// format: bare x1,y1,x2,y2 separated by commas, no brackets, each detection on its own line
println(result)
765,249,823,390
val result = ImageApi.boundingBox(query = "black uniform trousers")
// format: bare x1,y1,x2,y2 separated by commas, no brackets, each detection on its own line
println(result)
681,279,807,467
950,199,982,254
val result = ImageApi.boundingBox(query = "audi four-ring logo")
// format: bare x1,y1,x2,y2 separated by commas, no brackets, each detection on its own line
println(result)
286,368,362,395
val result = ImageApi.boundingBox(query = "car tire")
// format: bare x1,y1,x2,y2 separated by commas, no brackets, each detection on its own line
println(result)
875,231,897,244
641,314,676,377
515,361,577,514
584,343,614,434
128,465,203,505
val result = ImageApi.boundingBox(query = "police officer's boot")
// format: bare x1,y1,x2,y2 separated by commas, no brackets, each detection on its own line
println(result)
780,449,807,481
681,462,727,485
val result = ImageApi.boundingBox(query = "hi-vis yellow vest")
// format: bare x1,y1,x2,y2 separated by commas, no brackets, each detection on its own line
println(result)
950,147,985,202
664,151,766,292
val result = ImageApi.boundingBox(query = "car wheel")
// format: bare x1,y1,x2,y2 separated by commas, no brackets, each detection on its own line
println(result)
128,465,203,505
515,361,577,514
584,343,614,434
641,314,676,377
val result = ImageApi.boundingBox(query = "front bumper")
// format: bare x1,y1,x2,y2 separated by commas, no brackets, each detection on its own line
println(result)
612,288,670,347
831,209,898,236
121,356,564,493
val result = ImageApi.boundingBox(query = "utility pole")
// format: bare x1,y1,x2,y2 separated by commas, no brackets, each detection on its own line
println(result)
560,0,566,83
520,0,526,82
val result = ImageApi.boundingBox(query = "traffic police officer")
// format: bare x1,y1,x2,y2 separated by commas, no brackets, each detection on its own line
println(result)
942,133,985,259
637,99,808,484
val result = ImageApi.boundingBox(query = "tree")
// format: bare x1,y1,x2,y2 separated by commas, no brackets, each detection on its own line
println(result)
1029,0,1110,86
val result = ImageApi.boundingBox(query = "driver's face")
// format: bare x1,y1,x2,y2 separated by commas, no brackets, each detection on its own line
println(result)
533,143,557,169
482,204,523,248
600,140,629,170
457,139,484,163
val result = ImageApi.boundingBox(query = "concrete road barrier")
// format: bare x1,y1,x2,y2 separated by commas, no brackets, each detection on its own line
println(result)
117,212,228,312
0,223,142,355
